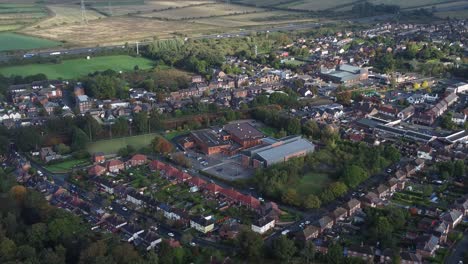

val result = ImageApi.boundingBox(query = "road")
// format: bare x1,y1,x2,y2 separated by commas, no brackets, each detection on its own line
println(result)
0,22,322,63
446,232,468,264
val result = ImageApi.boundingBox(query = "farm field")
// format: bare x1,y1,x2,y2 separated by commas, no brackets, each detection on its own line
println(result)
29,4,105,29
278,0,356,10
87,133,160,155
21,17,218,45
138,3,265,20
91,1,214,16
193,11,316,27
296,172,331,196
0,3,48,32
0,32,60,51
435,10,468,19
368,0,455,9
0,55,154,79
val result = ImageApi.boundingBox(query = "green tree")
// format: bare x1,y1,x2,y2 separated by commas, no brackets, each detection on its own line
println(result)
0,237,16,261
236,229,264,260
72,127,89,151
282,188,300,206
271,236,296,263
326,243,343,264
303,194,321,209
342,165,368,188
133,112,149,134
300,241,316,264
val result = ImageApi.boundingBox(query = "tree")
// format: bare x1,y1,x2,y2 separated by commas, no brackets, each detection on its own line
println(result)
453,160,466,178
303,194,321,209
302,120,320,139
271,236,296,263
282,188,300,206
286,118,301,135
300,241,316,264
236,229,264,260
413,82,421,89
326,243,343,264
10,185,27,204
133,112,148,134
329,181,348,198
112,117,129,137
72,127,89,151
0,237,16,262
342,165,368,188
151,136,173,154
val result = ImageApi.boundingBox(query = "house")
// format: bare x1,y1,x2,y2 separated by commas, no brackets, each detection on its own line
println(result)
361,192,379,207
331,207,348,223
93,152,106,163
387,178,399,193
126,190,145,206
317,216,334,233
400,252,422,264
417,145,433,160
76,95,92,113
40,147,61,163
148,160,165,171
122,223,144,242
251,216,275,234
416,234,439,257
376,184,390,199
94,177,114,194
105,215,127,231
295,226,319,242
128,154,147,167
453,196,468,216
406,94,425,104
219,221,241,240
346,244,374,261
141,230,162,251
397,105,415,120
451,112,466,125
107,160,124,173
344,198,361,216
88,164,106,176
190,216,215,234
440,209,463,230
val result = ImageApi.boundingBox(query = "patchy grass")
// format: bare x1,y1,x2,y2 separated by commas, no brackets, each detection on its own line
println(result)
45,159,90,173
164,130,190,140
258,125,279,138
296,172,331,196
0,55,154,79
0,32,60,51
86,133,160,155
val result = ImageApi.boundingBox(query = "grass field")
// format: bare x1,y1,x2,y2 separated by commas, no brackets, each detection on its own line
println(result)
279,0,356,10
30,4,105,29
87,133,159,154
0,32,60,51
92,1,214,16
193,11,316,27
0,55,154,79
139,3,265,20
0,3,48,32
45,159,90,173
368,0,454,8
296,172,331,196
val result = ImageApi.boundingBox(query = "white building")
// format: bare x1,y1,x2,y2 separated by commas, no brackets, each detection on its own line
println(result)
251,217,275,234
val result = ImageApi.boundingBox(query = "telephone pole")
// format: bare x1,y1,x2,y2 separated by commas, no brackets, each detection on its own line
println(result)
136,41,139,55
81,0,88,25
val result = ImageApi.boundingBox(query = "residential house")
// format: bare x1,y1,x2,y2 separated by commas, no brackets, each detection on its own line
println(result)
331,207,348,223
417,145,433,160
295,226,319,242
251,216,275,234
190,216,215,234
346,244,374,262
94,177,114,194
451,112,466,125
122,223,144,242
400,252,423,264
219,221,241,240
440,209,463,230
141,230,162,251
317,216,334,233
128,154,147,167
105,216,127,231
40,147,61,163
126,190,145,206
398,105,415,120
376,184,390,199
107,160,124,173
88,164,106,176
93,152,106,163
416,234,439,258
344,198,361,216
76,95,92,113
361,192,379,207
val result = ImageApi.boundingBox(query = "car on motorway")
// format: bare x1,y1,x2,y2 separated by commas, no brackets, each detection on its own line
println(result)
168,232,174,237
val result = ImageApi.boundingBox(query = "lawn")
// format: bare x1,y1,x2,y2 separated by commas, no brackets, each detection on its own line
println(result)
164,130,190,140
0,33,60,51
258,125,279,138
296,172,331,196
87,133,160,155
45,159,91,173
0,55,154,79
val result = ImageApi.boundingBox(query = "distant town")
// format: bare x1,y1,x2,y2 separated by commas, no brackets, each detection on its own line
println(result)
0,18,467,264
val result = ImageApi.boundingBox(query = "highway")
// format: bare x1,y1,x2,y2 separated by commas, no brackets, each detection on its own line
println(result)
0,22,321,63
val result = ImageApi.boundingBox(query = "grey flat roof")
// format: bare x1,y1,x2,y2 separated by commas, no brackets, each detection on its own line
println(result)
253,137,315,165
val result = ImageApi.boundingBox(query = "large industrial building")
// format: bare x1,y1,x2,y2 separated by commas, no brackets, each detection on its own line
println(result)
223,122,265,148
241,136,315,168
320,64,369,84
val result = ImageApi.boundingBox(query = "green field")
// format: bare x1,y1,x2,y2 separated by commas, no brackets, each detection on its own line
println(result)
0,33,60,51
0,55,154,79
45,159,91,173
87,133,159,155
296,172,331,195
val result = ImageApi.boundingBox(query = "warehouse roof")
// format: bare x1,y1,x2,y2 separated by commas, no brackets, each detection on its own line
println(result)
251,136,315,165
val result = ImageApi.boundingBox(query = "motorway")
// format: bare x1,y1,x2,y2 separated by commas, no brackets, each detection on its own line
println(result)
0,22,322,63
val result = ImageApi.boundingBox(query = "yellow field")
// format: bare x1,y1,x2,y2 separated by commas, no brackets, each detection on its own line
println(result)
138,3,265,20
368,0,453,8
93,1,215,16
0,3,48,31
193,11,316,27
282,0,356,10
22,17,219,45
29,5,105,29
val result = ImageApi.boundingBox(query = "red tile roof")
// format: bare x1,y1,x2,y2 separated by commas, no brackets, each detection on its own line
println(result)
148,160,165,170
188,177,206,187
88,165,106,176
131,154,147,161
205,183,223,194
